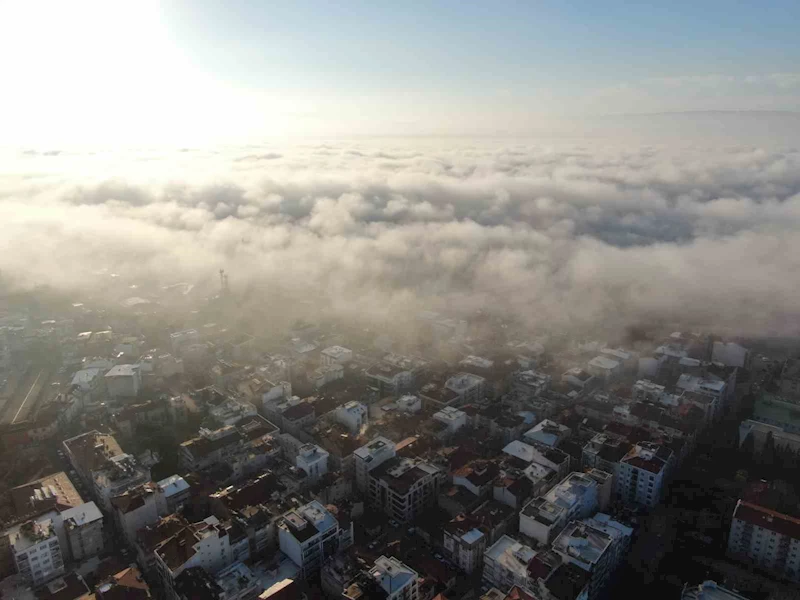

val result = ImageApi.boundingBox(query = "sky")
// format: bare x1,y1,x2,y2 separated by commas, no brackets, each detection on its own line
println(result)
2,0,800,144
2,2,800,340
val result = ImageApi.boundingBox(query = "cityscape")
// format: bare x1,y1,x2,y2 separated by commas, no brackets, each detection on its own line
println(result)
0,280,798,600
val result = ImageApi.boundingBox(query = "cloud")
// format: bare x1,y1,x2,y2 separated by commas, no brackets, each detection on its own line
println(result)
2,128,800,338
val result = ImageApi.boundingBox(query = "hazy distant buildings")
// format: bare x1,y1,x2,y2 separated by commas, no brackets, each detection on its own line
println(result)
104,364,141,398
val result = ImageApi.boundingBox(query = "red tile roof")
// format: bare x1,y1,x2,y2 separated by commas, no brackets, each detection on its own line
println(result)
733,500,800,539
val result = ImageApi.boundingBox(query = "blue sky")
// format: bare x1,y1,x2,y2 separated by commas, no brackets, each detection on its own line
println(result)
2,0,800,143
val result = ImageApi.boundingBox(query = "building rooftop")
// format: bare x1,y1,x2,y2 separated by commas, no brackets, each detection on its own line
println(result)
63,431,124,474
552,520,614,568
588,356,620,371
681,580,753,600
622,442,673,474
8,517,57,552
521,496,566,527
354,436,395,460
446,372,486,393
105,364,139,378
157,474,190,498
544,562,591,600
322,346,352,359
373,457,441,494
732,500,800,539
215,562,258,598
543,473,597,513
282,401,315,421
61,501,103,528
485,535,537,580
37,572,90,600
11,471,83,516
369,555,417,596
433,406,466,423
279,500,338,543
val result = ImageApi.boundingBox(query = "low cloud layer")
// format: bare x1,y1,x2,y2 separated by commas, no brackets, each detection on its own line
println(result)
2,133,800,338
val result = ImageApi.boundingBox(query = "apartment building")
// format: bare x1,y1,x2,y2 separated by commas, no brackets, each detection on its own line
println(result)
551,515,632,600
8,518,64,586
354,437,396,492
483,535,537,592
616,442,673,509
367,457,444,523
61,502,104,562
278,500,353,577
727,500,800,582
154,516,236,598
520,472,599,545
367,555,419,600
334,401,368,434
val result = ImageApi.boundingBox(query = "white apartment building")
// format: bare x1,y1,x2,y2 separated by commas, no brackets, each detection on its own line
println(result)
445,373,487,405
562,368,595,389
61,502,104,562
519,472,599,545
587,356,622,380
154,516,235,594
104,364,141,398
483,535,537,592
156,475,191,515
396,395,422,414
368,555,419,600
727,500,800,582
296,444,329,482
335,401,368,434
112,484,160,546
616,442,673,509
503,440,570,479
92,454,151,511
278,500,353,577
511,369,551,398
523,420,571,448
311,364,344,389
321,346,353,366
433,406,467,434
8,518,64,586
209,399,258,427
552,515,633,600
367,457,444,522
354,437,396,492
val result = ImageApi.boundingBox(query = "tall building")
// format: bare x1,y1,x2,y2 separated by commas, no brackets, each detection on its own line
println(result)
8,518,65,586
354,437,396,492
519,472,599,545
153,516,236,597
61,502,104,562
367,457,444,522
277,500,353,577
296,444,329,482
334,401,368,434
616,442,673,509
367,555,419,600
727,499,800,582
482,535,537,592
551,515,633,600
